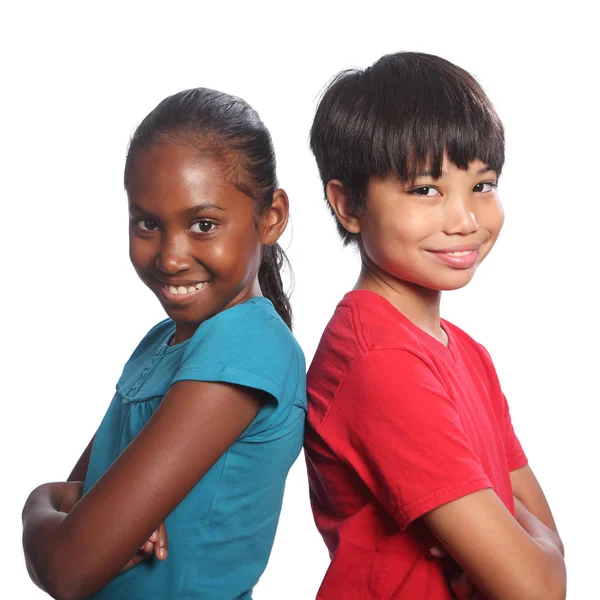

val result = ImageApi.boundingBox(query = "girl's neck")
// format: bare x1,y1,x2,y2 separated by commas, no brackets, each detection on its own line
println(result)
172,279,263,345
355,260,447,346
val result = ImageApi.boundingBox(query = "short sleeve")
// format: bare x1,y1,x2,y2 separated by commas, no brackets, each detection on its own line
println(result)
502,394,528,472
474,342,528,473
172,300,299,406
321,349,491,530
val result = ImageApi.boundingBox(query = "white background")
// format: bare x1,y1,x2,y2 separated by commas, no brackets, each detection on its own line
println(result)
3,1,598,598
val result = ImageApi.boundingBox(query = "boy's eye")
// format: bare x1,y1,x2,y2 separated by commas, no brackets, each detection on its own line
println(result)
473,182,497,193
136,219,159,231
411,186,438,197
190,220,215,234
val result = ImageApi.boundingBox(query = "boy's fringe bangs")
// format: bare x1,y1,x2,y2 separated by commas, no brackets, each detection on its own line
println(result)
367,78,505,182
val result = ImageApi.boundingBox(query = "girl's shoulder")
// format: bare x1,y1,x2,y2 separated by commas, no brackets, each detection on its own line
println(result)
195,296,302,357
175,297,305,408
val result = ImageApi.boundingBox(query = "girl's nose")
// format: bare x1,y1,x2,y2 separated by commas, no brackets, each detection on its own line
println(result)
156,234,194,274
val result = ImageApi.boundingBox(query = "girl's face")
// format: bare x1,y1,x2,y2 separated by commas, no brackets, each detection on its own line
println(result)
357,157,504,292
127,142,265,343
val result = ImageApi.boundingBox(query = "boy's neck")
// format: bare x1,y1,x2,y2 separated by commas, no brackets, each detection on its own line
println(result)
355,262,448,346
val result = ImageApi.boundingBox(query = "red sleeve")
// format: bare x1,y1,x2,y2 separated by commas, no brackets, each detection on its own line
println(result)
474,342,528,473
502,394,528,472
319,349,491,530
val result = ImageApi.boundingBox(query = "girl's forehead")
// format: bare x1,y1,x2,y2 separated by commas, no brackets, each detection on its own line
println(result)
127,143,253,215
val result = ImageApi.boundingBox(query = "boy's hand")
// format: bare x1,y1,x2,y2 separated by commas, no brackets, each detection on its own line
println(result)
121,522,168,573
429,544,484,599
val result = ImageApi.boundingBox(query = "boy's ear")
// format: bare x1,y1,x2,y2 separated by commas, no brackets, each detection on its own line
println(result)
261,188,289,245
326,180,361,234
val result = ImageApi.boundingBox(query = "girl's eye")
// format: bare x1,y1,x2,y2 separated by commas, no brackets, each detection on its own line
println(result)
474,182,497,193
191,220,216,234
411,186,438,197
136,219,158,231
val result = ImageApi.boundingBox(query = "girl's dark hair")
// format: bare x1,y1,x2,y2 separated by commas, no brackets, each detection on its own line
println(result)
310,52,505,245
125,88,292,328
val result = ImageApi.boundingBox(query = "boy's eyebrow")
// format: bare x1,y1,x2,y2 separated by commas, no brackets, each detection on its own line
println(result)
410,166,497,179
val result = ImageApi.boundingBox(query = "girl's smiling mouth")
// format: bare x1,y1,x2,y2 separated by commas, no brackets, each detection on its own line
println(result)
159,281,210,303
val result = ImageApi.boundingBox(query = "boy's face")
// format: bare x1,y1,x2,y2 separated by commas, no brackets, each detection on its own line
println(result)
358,157,503,292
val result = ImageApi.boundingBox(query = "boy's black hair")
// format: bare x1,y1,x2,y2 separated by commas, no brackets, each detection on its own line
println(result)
124,88,292,328
310,52,505,245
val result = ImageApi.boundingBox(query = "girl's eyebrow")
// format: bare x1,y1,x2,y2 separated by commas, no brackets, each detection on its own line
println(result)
129,203,226,216
187,203,226,214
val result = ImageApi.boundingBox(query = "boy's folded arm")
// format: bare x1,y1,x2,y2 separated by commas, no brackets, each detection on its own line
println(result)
21,379,263,600
422,488,566,600
509,464,563,554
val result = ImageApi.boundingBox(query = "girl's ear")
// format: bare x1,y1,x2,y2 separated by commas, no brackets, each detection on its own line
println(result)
326,180,361,234
261,189,289,245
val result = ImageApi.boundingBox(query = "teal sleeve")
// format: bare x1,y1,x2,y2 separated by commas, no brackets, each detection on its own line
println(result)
171,300,300,406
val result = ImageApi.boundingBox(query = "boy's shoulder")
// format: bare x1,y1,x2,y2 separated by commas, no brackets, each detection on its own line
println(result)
309,290,497,383
308,290,430,385
313,289,439,357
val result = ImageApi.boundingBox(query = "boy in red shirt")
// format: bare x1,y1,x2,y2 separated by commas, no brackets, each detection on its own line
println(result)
305,52,566,599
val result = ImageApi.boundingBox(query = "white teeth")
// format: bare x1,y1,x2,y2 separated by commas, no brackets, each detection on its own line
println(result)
447,250,472,256
165,282,208,295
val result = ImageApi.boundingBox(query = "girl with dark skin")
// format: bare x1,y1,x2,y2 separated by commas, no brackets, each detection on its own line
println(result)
22,88,307,600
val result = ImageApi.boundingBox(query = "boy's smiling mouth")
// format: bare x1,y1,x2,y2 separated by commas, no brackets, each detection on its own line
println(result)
427,245,481,269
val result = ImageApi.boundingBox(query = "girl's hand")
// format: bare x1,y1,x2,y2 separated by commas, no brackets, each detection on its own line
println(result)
121,522,168,573
57,481,84,514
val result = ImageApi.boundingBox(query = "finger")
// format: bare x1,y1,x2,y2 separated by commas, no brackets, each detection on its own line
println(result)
148,529,159,543
121,551,149,573
142,540,155,555
429,544,448,558
450,572,474,600
155,521,169,560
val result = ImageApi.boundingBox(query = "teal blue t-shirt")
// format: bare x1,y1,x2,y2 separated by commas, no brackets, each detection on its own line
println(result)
83,298,307,599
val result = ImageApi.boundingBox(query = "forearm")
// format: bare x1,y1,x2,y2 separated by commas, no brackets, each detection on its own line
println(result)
22,484,69,597
516,503,563,554
512,500,566,599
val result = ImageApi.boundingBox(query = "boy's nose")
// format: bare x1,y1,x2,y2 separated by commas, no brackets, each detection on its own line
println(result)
156,234,194,274
443,197,479,236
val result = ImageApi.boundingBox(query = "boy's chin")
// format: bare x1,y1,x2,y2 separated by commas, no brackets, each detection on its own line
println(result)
401,269,478,293
427,271,478,292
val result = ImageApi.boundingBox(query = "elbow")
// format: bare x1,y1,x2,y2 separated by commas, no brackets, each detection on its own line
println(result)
520,558,566,600
46,576,88,600
43,550,90,600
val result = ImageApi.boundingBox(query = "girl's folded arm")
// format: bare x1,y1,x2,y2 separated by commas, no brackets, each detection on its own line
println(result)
22,379,263,600
422,488,566,600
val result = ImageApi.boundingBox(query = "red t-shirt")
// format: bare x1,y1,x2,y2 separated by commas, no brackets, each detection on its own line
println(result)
305,290,528,599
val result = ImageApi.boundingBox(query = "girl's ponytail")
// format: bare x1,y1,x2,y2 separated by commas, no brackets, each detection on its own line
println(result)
259,243,292,329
